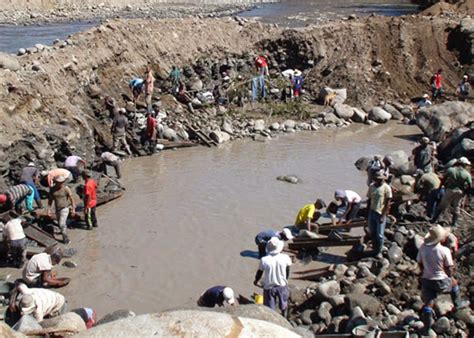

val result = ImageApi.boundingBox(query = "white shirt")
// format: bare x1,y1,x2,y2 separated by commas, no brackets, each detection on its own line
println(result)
101,152,119,162
259,253,292,289
25,288,65,322
23,253,52,284
64,155,82,167
345,190,361,203
3,219,25,241
417,243,453,280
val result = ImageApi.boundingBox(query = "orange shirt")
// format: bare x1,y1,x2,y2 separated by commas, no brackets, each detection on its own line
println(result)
84,179,97,208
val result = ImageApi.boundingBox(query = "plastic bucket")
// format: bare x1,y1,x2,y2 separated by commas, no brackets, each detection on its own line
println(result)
352,325,377,338
254,294,264,305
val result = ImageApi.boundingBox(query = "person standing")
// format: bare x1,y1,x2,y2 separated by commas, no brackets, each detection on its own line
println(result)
367,172,392,257
100,151,121,179
83,171,98,230
197,286,235,308
255,228,294,259
2,217,27,267
456,75,470,101
334,190,362,224
0,184,35,213
64,155,86,182
431,157,472,227
168,66,181,95
294,199,326,232
255,54,269,77
47,176,75,244
20,162,43,209
292,70,304,98
431,69,443,100
144,66,155,113
413,137,433,173
145,112,157,153
254,237,292,316
417,225,469,335
111,108,132,156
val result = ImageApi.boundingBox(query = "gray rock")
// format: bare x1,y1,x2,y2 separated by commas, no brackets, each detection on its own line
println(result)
343,282,367,294
0,322,23,337
283,119,296,129
216,304,292,330
177,128,189,141
12,314,42,334
334,103,354,120
434,295,453,316
432,316,450,335
34,43,45,51
328,295,345,307
368,107,391,123
289,285,307,306
454,308,474,325
374,278,391,296
345,293,382,316
317,280,340,300
96,309,136,326
270,122,280,131
387,243,403,264
38,312,86,335
209,130,230,144
352,107,367,123
323,112,342,125
162,127,178,141
317,302,333,325
0,52,21,71
18,48,26,56
221,121,233,135
386,150,411,176
301,309,314,325
254,119,265,131
416,101,474,142
354,156,371,171
383,104,403,120
276,175,300,184
387,304,401,315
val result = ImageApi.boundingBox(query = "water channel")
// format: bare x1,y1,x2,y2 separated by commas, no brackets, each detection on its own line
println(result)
59,121,420,316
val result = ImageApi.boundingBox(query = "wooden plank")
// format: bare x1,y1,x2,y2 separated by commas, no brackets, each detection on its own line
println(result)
184,123,217,147
317,221,366,233
24,223,58,247
289,238,361,250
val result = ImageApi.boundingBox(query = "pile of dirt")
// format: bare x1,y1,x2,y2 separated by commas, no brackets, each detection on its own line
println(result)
0,15,470,189
421,0,474,16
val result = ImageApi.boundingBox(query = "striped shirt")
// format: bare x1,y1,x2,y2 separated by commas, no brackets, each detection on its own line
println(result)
6,184,32,203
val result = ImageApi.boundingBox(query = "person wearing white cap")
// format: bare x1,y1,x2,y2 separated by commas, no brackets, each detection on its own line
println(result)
197,286,235,307
255,228,294,258
334,190,362,225
416,94,432,109
366,171,392,257
2,217,27,267
47,175,76,244
413,137,434,173
417,225,469,335
431,157,472,227
17,283,67,322
254,237,292,315
20,162,43,209
456,75,470,101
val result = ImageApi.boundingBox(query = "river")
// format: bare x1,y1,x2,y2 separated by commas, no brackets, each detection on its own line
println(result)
0,0,418,53
56,121,420,316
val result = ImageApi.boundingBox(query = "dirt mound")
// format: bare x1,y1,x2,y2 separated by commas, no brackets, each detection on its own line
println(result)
421,0,474,15
0,15,469,188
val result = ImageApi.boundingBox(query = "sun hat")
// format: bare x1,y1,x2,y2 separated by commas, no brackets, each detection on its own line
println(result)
424,224,451,246
335,190,346,199
266,237,284,255
458,157,472,166
41,170,48,176
294,69,302,77
421,137,430,144
222,287,235,305
464,75,469,79
281,228,294,240
20,294,36,315
27,162,35,167
54,175,66,183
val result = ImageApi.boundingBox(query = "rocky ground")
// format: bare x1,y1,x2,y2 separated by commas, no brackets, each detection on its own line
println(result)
0,3,254,25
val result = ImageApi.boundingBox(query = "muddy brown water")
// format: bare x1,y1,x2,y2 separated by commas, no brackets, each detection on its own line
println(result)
40,121,419,317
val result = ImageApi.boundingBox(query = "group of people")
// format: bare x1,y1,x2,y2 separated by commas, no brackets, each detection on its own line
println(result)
424,69,471,105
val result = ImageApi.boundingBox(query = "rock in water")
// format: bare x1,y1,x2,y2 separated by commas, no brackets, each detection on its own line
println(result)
62,261,78,268
334,103,354,120
276,175,300,184
209,130,230,144
0,52,21,71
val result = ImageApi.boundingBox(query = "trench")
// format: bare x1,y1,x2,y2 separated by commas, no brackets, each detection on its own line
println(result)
53,121,420,316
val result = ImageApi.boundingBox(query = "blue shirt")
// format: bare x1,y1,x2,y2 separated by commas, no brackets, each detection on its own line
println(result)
129,78,144,90
255,230,279,245
200,286,226,307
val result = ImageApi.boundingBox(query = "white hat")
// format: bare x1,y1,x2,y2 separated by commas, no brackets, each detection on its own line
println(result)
41,170,48,176
424,224,450,246
223,287,235,305
281,228,294,240
266,237,284,255
423,93,429,99
421,137,430,144
27,162,35,167
20,294,36,315
458,157,471,165
54,175,66,183
294,69,302,77
464,75,469,79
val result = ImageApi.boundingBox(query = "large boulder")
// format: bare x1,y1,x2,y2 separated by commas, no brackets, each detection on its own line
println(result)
319,87,347,105
383,104,403,120
351,108,367,123
323,112,342,125
210,130,231,144
215,304,292,330
354,156,371,171
75,310,300,337
283,120,296,129
416,101,474,142
34,312,86,335
368,107,391,123
0,322,24,338
163,127,178,141
334,103,354,120
96,309,136,326
254,119,265,132
345,293,382,316
0,52,21,71
386,150,412,175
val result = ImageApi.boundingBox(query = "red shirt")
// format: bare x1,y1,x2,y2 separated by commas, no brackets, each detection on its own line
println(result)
256,56,268,68
434,74,442,89
146,116,157,139
84,179,97,208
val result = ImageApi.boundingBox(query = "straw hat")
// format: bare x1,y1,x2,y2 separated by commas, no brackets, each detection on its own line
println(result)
458,157,472,166
424,224,450,246
20,294,36,315
54,175,66,183
266,237,284,255
281,228,294,240
222,287,235,305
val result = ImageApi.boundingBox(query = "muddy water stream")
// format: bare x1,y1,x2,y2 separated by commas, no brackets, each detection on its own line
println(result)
61,122,419,316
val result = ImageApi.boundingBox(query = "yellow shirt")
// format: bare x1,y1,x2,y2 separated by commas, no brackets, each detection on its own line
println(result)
295,204,316,225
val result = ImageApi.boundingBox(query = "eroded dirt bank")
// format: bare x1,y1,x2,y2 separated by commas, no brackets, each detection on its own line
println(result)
0,14,470,190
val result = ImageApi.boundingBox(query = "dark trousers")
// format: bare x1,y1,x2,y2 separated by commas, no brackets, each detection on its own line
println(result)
85,207,98,228
102,161,121,179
